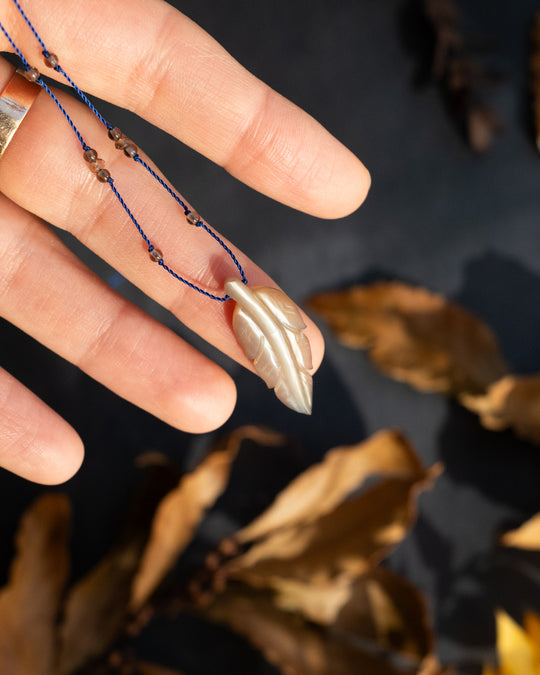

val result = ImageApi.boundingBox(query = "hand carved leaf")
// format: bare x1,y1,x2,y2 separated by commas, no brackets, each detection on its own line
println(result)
225,279,313,414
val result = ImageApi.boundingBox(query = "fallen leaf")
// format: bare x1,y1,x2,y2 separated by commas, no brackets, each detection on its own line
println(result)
500,513,540,551
206,585,417,675
228,432,439,626
0,494,71,675
236,429,425,544
229,471,437,624
463,375,540,445
58,464,179,675
130,426,286,611
484,610,540,675
335,567,433,661
308,282,507,397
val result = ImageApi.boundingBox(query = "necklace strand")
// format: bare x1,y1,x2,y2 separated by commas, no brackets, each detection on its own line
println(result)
0,0,248,301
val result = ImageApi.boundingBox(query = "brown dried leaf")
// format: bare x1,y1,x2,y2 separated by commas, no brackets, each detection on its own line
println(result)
230,472,438,624
335,567,433,661
417,654,455,675
237,429,424,545
206,585,416,675
229,434,439,626
463,375,540,445
0,494,71,675
57,539,144,675
500,513,540,550
58,464,178,675
130,426,285,611
308,282,507,397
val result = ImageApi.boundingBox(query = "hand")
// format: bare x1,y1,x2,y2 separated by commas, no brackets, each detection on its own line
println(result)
0,0,370,484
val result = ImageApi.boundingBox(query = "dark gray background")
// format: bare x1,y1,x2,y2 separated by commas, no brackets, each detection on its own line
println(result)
3,0,540,672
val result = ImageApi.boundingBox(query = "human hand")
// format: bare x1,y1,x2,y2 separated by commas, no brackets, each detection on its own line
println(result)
0,0,370,484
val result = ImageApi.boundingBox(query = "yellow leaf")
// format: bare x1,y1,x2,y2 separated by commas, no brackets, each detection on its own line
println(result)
500,513,540,550
487,610,540,675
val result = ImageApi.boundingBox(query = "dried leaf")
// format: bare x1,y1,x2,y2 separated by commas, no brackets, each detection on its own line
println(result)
58,464,178,675
0,494,71,675
130,426,285,611
463,375,540,445
230,471,437,624
417,654,455,675
335,567,433,661
484,610,540,675
206,585,416,675
308,282,507,397
57,540,144,675
228,433,438,626
237,429,425,545
500,513,540,551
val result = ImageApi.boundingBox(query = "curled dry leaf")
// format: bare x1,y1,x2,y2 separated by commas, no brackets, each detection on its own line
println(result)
0,494,71,675
530,12,540,152
228,431,440,625
206,585,417,675
335,567,432,661
308,282,507,397
463,375,540,445
236,429,424,544
483,610,540,675
130,426,286,612
500,513,540,551
58,464,179,675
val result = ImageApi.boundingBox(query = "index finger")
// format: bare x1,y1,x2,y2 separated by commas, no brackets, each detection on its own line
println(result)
0,0,370,217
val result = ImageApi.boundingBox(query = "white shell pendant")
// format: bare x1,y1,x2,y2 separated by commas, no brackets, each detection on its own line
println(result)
225,279,313,415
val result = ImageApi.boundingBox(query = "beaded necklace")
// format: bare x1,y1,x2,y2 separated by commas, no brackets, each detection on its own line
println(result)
0,0,314,414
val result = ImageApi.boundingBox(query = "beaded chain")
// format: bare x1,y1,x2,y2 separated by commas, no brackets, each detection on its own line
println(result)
0,0,248,301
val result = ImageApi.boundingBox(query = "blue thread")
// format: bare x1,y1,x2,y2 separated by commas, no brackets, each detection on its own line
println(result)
2,0,249,299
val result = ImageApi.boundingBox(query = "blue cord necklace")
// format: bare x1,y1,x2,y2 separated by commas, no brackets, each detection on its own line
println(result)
0,0,314,414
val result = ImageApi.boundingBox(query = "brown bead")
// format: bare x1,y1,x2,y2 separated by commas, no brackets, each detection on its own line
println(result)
149,247,163,263
108,126,123,142
83,148,98,163
123,142,138,158
88,158,105,174
185,210,201,226
96,168,111,183
22,67,40,83
43,52,59,69
115,136,129,150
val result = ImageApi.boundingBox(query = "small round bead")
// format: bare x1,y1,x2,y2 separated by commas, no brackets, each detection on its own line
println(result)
96,168,111,183
43,52,59,69
83,148,98,163
22,67,40,83
108,127,123,142
115,137,129,150
185,210,201,226
88,158,105,174
123,142,138,158
149,247,163,263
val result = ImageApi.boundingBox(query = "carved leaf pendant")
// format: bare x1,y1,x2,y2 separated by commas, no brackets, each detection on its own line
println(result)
225,279,313,415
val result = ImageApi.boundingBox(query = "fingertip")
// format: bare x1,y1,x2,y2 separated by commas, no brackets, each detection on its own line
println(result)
321,152,371,220
168,368,238,434
26,422,85,486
